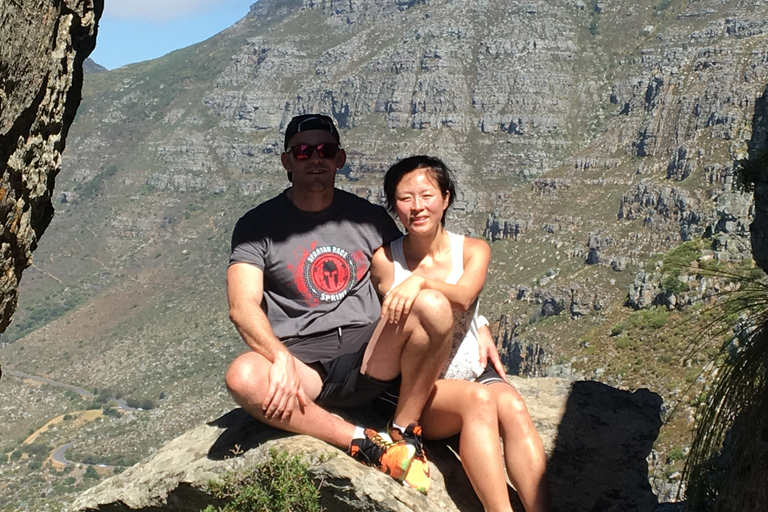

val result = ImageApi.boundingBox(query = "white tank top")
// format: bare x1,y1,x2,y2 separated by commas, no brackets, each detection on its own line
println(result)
388,232,484,380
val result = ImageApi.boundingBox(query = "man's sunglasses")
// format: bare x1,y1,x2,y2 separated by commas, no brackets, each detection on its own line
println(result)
287,143,341,160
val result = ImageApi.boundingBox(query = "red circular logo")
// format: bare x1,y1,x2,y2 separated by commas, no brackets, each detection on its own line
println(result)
304,246,356,302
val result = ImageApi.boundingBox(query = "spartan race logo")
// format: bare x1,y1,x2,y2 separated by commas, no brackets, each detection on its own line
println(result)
304,245,357,302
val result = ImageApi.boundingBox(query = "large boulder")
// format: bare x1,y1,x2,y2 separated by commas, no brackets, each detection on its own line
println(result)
0,0,102,332
71,378,664,512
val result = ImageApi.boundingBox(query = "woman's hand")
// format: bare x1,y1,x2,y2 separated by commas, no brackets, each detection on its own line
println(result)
381,275,426,324
478,323,508,382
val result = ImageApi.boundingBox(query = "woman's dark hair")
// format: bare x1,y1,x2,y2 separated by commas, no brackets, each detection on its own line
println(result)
384,155,456,226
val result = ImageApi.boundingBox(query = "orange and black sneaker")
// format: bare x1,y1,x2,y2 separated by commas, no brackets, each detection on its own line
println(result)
389,422,431,494
348,428,416,482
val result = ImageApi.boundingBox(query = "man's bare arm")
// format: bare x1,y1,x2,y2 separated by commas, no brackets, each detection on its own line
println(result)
226,263,308,419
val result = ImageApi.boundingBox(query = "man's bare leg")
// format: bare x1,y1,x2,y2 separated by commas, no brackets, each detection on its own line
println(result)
225,351,355,448
362,289,453,426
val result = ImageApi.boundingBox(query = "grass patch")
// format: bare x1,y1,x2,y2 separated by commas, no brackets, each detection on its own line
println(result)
204,448,324,512
615,336,633,349
662,240,703,273
627,307,669,330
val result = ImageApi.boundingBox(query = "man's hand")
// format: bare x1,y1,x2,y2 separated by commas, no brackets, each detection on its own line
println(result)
263,352,309,420
478,323,508,382
381,275,426,324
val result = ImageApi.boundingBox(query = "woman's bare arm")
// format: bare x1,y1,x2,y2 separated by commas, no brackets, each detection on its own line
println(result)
382,237,491,323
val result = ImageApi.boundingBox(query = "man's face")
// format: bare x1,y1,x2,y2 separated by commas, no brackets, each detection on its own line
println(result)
280,130,346,193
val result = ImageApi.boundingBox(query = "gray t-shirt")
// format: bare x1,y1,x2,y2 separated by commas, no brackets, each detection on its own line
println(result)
230,189,400,353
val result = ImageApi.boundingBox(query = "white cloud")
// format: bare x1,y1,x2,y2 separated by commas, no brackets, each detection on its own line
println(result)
104,0,245,23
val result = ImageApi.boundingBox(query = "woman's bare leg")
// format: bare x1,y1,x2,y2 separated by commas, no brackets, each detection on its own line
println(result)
420,380,514,512
488,382,549,512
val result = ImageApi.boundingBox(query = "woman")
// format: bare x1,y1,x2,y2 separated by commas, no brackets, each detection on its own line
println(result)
370,156,548,512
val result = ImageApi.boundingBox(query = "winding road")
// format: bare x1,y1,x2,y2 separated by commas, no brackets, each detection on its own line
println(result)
51,442,75,466
6,369,135,468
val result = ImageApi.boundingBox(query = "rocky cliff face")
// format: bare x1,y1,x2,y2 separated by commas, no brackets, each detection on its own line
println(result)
0,0,102,332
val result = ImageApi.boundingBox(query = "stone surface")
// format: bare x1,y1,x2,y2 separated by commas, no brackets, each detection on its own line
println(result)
0,0,102,332
70,377,663,512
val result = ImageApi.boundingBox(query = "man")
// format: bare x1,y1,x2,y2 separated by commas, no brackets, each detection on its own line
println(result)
225,114,453,493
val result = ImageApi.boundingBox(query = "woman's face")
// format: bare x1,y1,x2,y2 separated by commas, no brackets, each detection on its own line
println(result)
393,168,450,233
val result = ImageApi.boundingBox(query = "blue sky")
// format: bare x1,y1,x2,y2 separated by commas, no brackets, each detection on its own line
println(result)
90,0,256,70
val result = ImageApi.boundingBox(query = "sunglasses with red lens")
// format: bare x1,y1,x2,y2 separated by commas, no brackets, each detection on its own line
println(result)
288,143,341,160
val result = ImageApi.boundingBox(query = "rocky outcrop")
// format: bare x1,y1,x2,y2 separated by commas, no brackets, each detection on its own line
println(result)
627,262,743,311
515,283,607,321
618,183,698,225
484,212,533,241
70,378,665,512
627,269,664,310
0,0,102,332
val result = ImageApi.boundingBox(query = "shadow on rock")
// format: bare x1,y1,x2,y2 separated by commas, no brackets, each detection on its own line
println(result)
548,381,663,512
207,408,291,460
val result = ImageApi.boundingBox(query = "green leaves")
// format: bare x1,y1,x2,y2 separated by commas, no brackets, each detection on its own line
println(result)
205,448,323,512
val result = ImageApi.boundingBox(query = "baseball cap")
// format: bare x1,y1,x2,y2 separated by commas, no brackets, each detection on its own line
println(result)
284,114,340,150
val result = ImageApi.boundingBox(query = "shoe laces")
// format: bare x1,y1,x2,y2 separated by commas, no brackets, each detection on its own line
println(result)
390,423,425,458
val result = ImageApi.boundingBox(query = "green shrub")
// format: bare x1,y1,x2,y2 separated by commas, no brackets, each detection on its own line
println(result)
663,240,702,273
748,267,766,281
83,466,99,479
205,448,323,512
588,16,599,36
610,322,626,336
685,368,701,383
690,392,708,407
615,336,633,349
25,443,51,457
698,258,721,273
103,407,121,418
125,397,156,410
27,460,42,471
628,308,669,330
660,272,687,294
668,446,685,462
